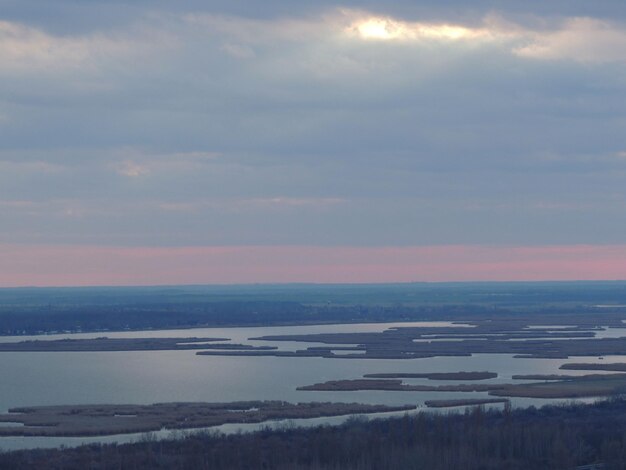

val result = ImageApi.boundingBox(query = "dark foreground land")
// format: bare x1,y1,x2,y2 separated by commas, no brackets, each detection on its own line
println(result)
4,398,626,469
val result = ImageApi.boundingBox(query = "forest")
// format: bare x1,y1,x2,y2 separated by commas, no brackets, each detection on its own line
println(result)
3,398,626,469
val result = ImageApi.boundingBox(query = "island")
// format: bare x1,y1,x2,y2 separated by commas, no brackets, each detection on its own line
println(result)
297,379,505,392
560,363,626,372
491,374,626,399
424,398,509,408
298,373,626,400
0,337,278,352
364,371,497,380
194,316,626,360
0,401,417,437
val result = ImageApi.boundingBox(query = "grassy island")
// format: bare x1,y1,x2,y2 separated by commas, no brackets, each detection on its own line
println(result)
364,371,497,381
0,401,416,437
424,398,509,408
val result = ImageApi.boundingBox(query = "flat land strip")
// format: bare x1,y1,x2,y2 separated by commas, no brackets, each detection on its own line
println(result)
297,379,504,392
3,315,626,360
0,337,280,352
197,316,626,360
560,363,626,372
424,398,509,408
364,371,497,380
0,401,416,437
243,329,626,360
6,397,626,470
491,374,626,399
298,373,626,399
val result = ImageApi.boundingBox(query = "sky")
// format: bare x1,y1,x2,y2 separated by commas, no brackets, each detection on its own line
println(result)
1,1,626,286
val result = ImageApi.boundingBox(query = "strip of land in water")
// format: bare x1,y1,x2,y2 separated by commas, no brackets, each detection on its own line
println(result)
512,374,587,380
297,379,505,392
5,398,626,470
490,374,626,399
2,315,626,360
0,337,281,352
512,373,626,380
5,330,626,358
194,316,626,360
364,371,497,380
0,402,416,437
560,363,626,372
298,372,626,399
424,398,509,408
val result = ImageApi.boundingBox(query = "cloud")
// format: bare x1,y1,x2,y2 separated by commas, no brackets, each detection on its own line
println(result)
338,11,626,64
157,197,346,213
515,17,626,63
0,198,91,218
220,43,256,59
342,10,496,41
0,160,64,174
115,160,150,177
109,148,222,178
183,9,626,65
0,20,91,72
0,199,39,209
241,197,346,208
0,21,176,75
1,5,626,256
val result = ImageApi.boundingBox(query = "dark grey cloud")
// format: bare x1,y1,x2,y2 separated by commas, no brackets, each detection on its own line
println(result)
4,1,625,32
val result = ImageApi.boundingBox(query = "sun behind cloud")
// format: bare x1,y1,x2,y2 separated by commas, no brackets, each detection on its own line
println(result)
347,14,489,41
355,18,406,40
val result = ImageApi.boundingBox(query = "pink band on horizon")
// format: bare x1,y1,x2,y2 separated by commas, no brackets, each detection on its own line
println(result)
0,244,625,287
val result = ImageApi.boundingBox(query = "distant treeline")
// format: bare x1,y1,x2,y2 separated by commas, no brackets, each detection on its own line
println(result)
4,398,626,469
1,282,626,335
0,301,499,335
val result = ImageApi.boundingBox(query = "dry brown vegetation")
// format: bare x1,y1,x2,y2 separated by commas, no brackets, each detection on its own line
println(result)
3,316,626,361
6,398,626,469
0,337,244,352
560,363,626,372
424,398,509,408
0,401,416,437
512,374,582,380
491,374,626,399
197,316,626,360
364,371,497,380
297,379,504,393
298,373,626,400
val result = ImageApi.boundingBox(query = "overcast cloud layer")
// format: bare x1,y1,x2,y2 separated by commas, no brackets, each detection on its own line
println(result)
1,1,625,284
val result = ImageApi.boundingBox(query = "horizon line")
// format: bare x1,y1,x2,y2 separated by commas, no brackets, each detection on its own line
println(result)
3,278,626,290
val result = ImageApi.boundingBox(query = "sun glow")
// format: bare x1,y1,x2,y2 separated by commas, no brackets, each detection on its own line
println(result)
356,18,407,40
351,16,487,41
419,24,479,40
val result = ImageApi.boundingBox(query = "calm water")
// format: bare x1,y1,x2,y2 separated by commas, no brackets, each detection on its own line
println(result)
0,321,625,451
